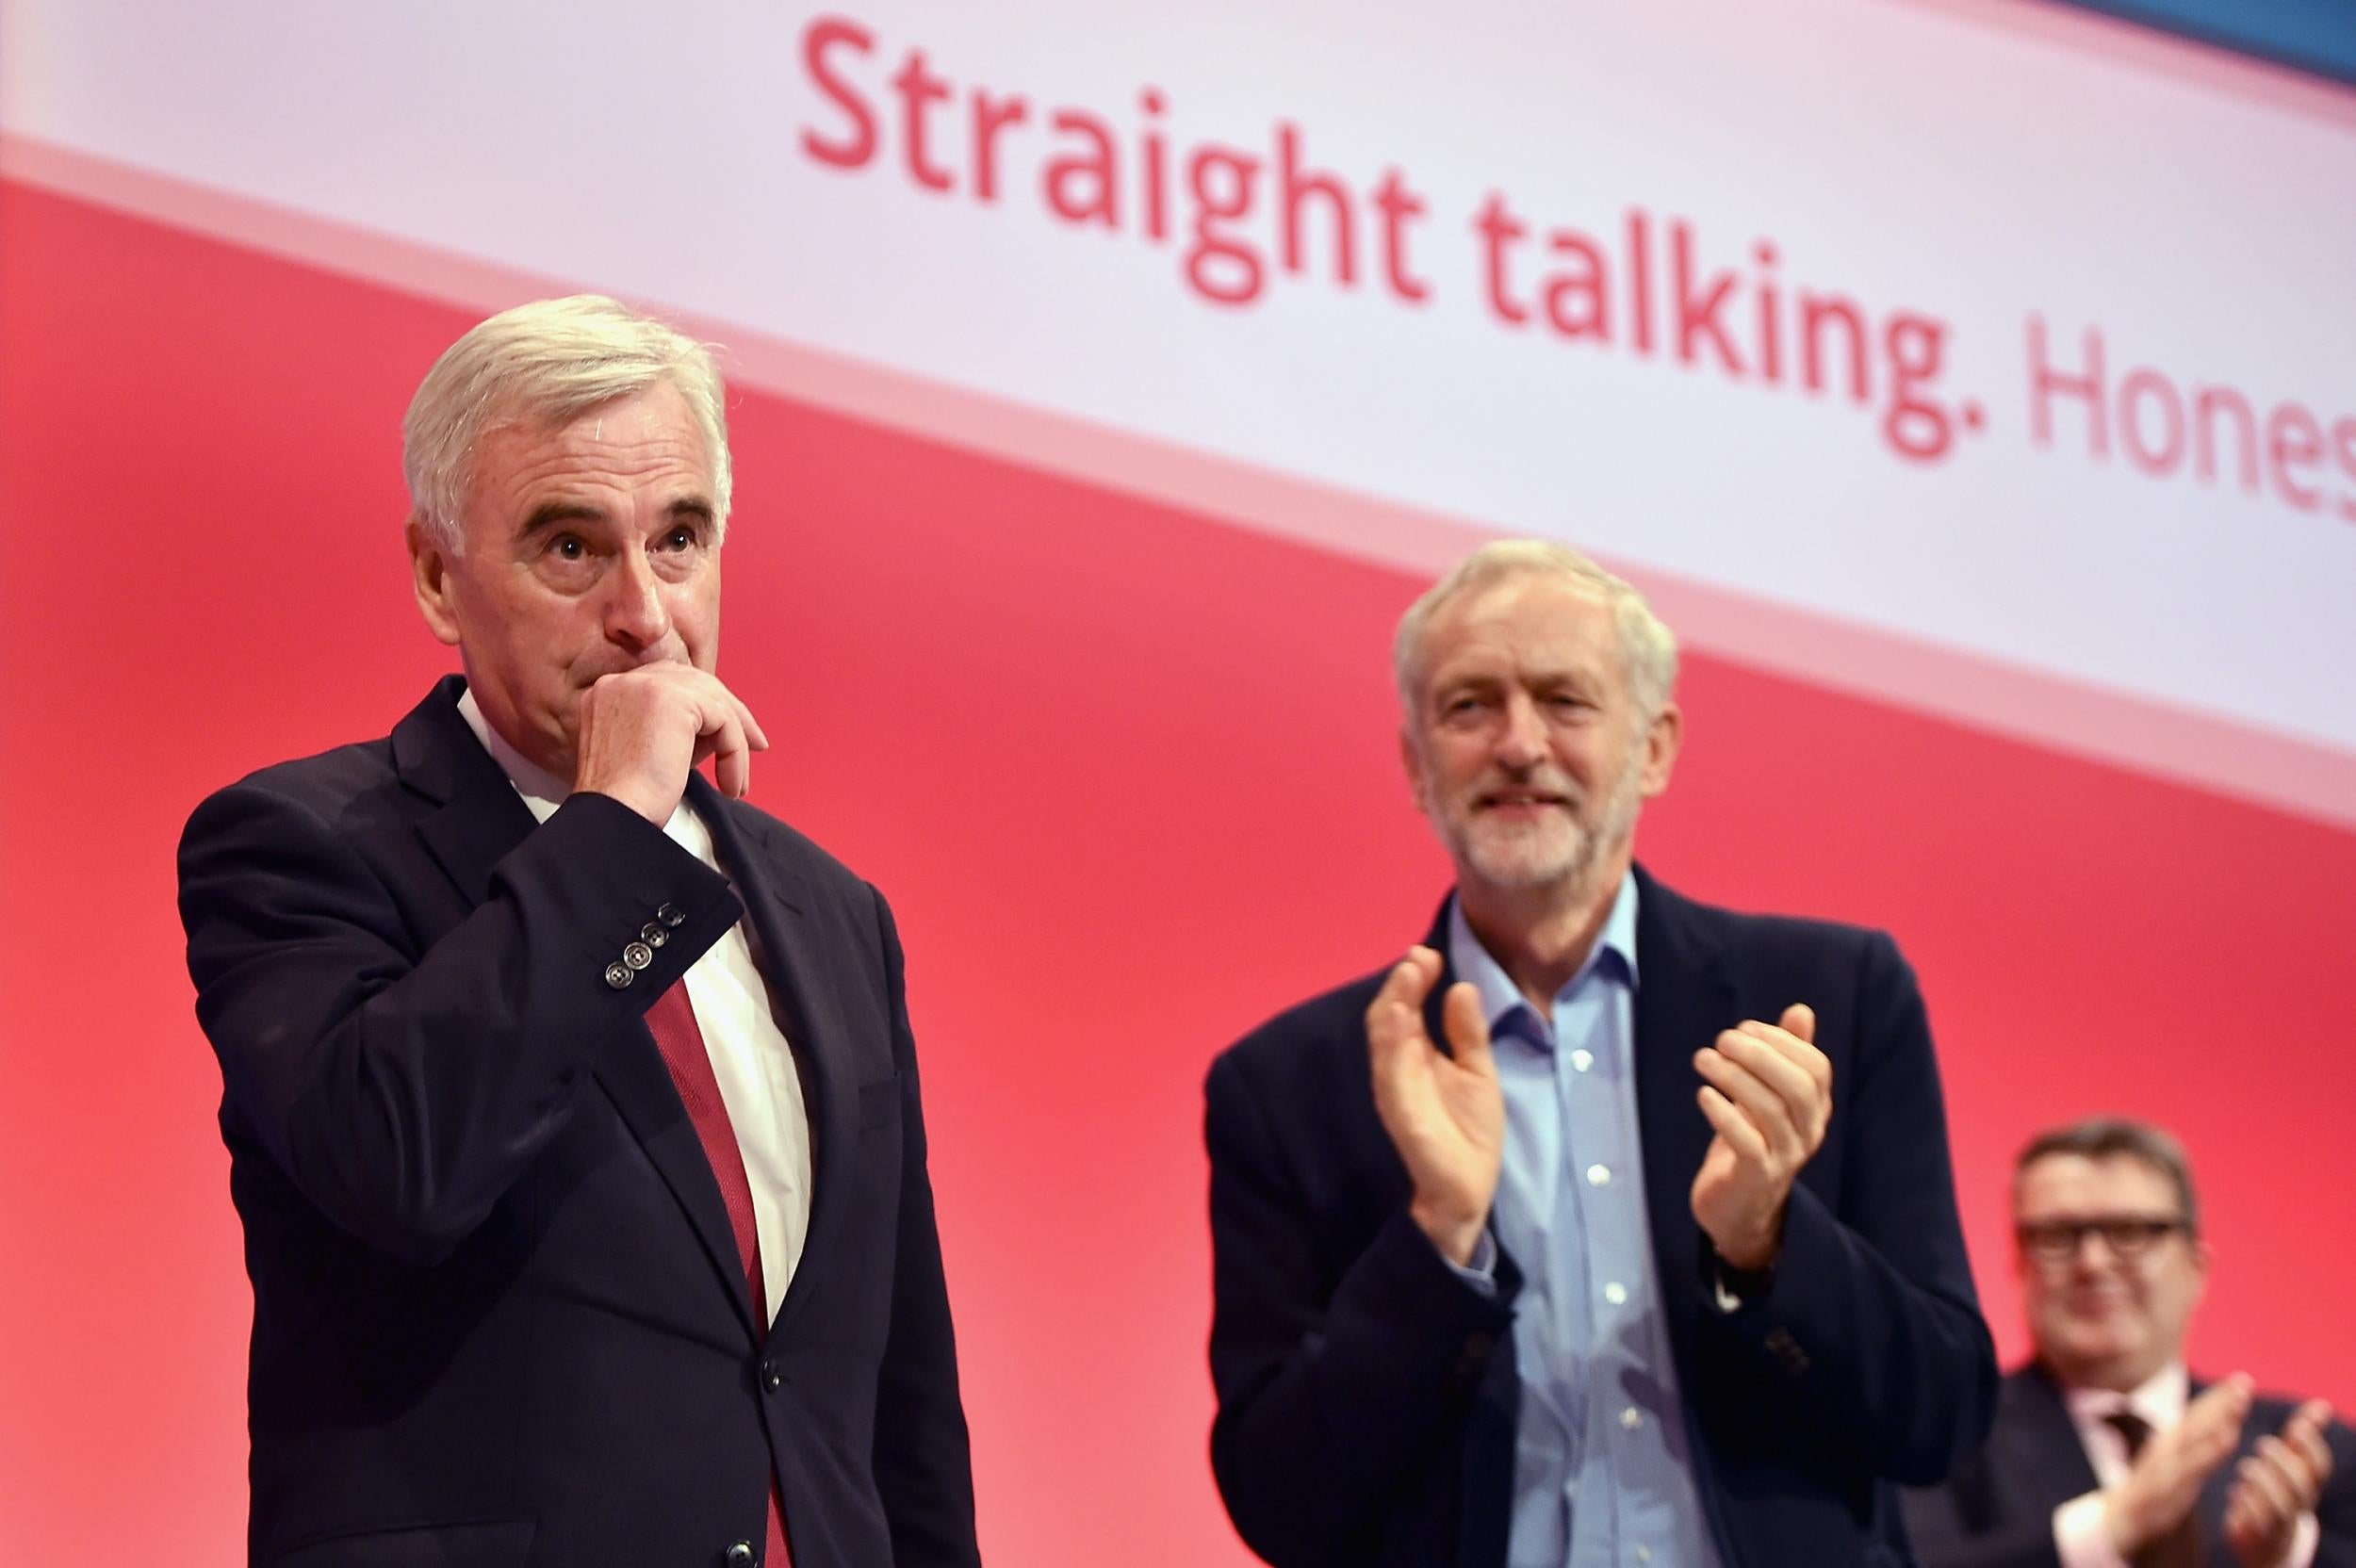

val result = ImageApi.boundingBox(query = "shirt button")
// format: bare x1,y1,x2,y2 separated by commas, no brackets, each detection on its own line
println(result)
1585,1164,1612,1186
1621,1406,1643,1431
1636,1548,1652,1565
1569,1048,1594,1072
603,961,634,990
1603,1282,1628,1306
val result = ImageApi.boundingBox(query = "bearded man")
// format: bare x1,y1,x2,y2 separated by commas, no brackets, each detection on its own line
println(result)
1203,539,1996,1568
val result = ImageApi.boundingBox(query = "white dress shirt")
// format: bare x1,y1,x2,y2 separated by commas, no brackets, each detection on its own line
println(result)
458,691,812,1324
2053,1362,2318,1568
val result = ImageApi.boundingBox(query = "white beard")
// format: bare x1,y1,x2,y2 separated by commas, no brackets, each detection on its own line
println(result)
1434,747,1646,897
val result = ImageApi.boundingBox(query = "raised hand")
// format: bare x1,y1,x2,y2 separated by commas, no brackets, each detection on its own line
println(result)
574,662,769,823
2224,1397,2334,1568
2104,1376,2252,1557
1690,1003,1831,1271
1366,946,1502,1267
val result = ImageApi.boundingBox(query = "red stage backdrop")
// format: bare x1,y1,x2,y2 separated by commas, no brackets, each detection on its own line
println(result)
2,2,2352,1563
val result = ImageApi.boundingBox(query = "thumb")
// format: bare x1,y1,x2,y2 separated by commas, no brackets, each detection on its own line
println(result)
1441,982,1495,1077
1780,1002,1817,1043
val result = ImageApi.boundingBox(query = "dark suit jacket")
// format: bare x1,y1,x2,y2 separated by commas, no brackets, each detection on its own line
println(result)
178,678,978,1568
1204,867,1997,1568
1901,1364,2356,1568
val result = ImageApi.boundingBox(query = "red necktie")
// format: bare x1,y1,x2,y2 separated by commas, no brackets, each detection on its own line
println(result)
2104,1410,2205,1568
645,980,793,1568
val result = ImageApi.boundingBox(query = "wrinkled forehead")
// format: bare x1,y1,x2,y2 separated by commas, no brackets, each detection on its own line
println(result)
1419,575,1624,681
2013,1152,2180,1219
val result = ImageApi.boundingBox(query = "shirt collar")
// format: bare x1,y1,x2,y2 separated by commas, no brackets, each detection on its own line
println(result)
456,686,569,824
1447,869,1641,1037
2062,1361,2190,1431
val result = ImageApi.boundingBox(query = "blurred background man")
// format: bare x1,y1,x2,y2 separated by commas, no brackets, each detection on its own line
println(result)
1905,1119,2353,1568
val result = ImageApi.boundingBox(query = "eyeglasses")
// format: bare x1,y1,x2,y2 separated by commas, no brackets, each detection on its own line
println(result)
2016,1215,2191,1264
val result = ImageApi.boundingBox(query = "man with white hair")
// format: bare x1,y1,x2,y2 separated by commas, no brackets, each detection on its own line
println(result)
1204,540,1996,1567
179,296,979,1568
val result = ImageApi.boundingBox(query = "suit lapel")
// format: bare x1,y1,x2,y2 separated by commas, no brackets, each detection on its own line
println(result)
1629,867,1736,1306
688,776,856,1347
391,679,766,1339
2013,1364,2104,1506
393,677,540,906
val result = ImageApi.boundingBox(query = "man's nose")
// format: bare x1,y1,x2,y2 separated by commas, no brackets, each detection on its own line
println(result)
602,548,673,652
1496,694,1548,766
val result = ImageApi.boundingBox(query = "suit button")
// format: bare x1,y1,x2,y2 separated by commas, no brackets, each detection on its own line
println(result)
623,940,655,971
659,902,686,928
723,1543,755,1568
641,922,669,948
603,962,634,990
760,1358,783,1393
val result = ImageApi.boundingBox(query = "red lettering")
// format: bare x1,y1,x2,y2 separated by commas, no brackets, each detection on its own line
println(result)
2119,368,2184,475
1671,220,1742,374
889,50,953,192
1185,146,1262,306
1882,314,1954,463
970,90,1028,204
1475,193,1530,326
2192,385,2258,491
2335,418,2356,523
1799,293,1868,403
1542,231,1611,341
2266,403,2325,512
1139,90,1170,242
1277,123,1354,286
1371,170,1429,302
1753,244,1782,385
1626,210,1653,357
1043,111,1118,227
800,17,876,170
2028,317,2107,457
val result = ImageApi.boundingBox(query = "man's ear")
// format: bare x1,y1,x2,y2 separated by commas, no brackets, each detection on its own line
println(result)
407,515,464,647
1639,700,1683,799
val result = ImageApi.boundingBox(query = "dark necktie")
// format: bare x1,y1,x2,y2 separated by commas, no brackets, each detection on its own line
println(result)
646,980,793,1568
2105,1409,2206,1568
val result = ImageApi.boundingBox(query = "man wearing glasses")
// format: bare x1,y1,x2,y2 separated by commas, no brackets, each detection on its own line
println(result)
1904,1119,2353,1568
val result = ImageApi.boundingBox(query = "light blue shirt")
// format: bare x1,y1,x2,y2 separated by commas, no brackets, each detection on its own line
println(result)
1448,874,1722,1568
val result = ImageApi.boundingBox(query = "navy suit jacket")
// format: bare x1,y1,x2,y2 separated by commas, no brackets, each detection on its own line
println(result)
178,678,979,1568
1204,868,1997,1568
1901,1364,2356,1568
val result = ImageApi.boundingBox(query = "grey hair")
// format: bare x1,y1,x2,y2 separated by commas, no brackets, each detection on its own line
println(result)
2014,1117,2201,1236
402,295,731,552
1392,539,1678,722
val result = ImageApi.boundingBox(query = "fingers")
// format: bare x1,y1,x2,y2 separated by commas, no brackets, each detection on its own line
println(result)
2246,1434,2317,1514
2178,1376,2255,1473
1779,1002,1816,1043
1694,1023,1832,1161
1366,947,1443,1076
1440,981,1494,1078
1696,1085,1770,1163
2283,1401,2335,1481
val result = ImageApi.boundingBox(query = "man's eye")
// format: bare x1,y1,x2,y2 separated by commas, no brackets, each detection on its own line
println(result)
550,535,586,561
661,527,696,551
